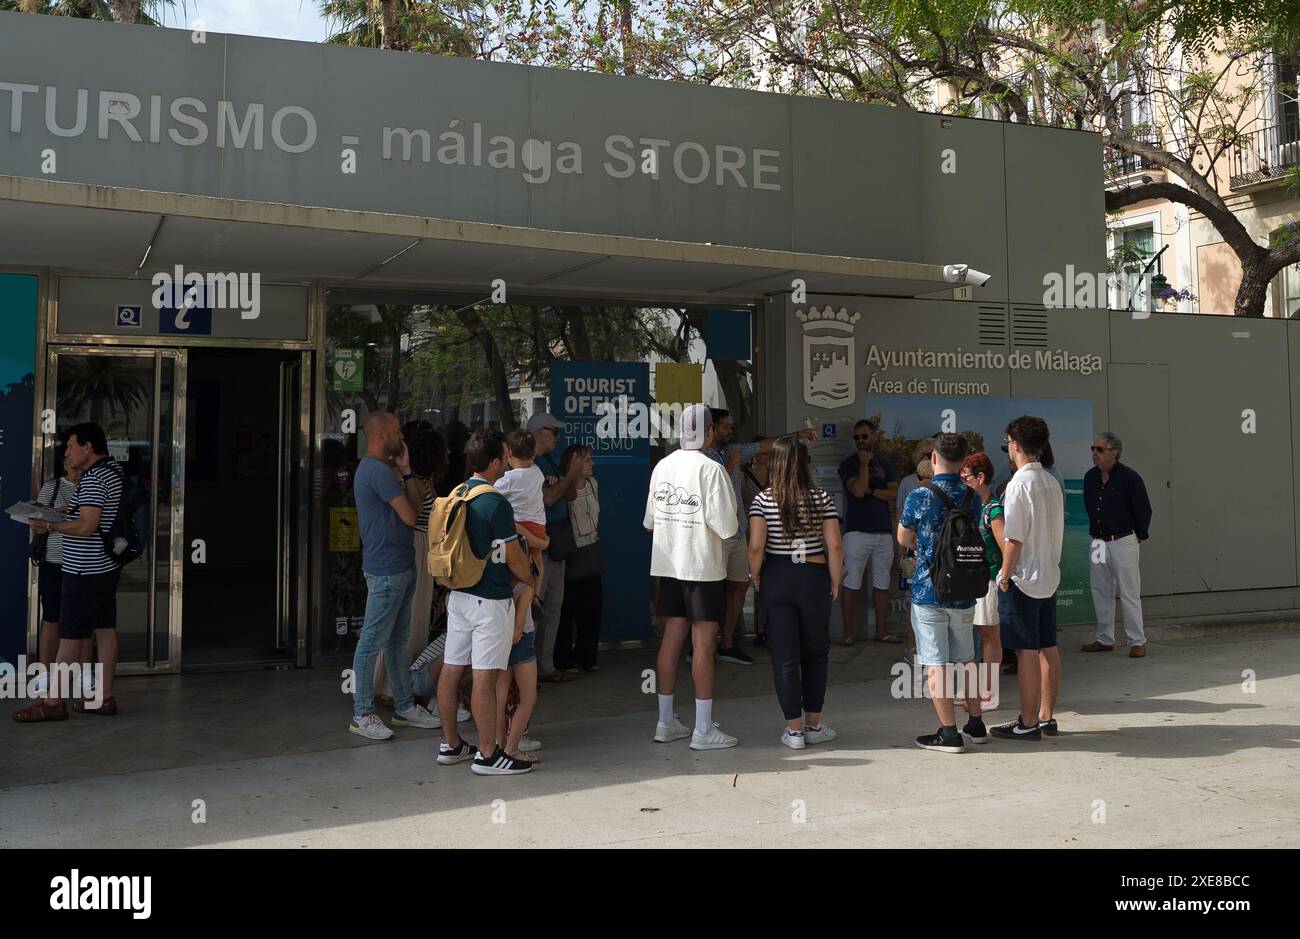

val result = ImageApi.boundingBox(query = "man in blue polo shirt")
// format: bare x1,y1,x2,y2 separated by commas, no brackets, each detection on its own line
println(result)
898,432,985,754
838,418,899,645
348,411,440,740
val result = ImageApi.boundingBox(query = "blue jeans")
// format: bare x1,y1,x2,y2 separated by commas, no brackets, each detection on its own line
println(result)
911,603,977,667
352,569,416,719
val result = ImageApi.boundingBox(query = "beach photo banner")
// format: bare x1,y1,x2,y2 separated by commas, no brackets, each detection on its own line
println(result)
864,394,1096,625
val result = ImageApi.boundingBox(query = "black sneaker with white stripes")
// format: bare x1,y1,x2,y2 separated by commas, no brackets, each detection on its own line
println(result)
472,746,534,775
990,718,1042,741
437,740,475,765
1039,717,1059,736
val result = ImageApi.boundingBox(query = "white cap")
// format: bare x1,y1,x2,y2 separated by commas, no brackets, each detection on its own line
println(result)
680,404,711,450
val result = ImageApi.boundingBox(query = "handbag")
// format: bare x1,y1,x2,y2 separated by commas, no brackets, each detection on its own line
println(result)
546,517,579,561
565,540,606,583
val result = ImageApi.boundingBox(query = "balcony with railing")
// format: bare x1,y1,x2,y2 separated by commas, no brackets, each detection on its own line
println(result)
1230,120,1300,189
1105,131,1164,183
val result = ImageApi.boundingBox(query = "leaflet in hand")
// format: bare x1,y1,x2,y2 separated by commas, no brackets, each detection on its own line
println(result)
6,501,66,524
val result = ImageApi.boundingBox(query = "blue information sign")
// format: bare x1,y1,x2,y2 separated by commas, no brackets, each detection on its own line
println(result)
550,362,652,641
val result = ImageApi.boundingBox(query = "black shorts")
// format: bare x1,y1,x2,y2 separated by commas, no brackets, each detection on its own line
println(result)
656,576,726,623
38,561,63,623
59,570,120,640
997,583,1057,651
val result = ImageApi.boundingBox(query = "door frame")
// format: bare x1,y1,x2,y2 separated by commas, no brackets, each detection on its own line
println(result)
37,345,187,674
35,344,314,673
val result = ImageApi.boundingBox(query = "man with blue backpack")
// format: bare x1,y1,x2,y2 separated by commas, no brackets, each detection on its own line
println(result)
15,422,137,722
897,432,989,753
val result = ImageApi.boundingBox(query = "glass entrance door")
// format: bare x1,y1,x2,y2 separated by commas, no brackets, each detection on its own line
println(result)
41,347,184,672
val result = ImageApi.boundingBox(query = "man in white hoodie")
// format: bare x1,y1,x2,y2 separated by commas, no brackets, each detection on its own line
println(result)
644,404,741,750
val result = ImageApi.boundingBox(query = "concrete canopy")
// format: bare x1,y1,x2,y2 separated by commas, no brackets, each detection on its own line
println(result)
0,175,965,303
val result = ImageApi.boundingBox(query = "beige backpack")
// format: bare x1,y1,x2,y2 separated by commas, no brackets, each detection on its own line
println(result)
426,482,498,589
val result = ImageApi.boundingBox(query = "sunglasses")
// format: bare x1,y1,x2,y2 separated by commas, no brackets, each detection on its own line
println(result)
1090,446,1113,453
1000,443,1010,453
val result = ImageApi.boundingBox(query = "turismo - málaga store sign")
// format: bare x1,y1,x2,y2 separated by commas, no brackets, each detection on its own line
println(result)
0,83,783,191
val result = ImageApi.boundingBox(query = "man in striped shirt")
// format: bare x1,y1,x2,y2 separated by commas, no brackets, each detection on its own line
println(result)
15,423,121,721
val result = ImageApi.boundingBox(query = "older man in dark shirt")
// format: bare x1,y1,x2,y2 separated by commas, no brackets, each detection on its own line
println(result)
1081,432,1153,657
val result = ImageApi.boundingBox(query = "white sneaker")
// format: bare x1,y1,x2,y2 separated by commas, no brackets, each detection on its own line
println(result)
349,713,394,740
457,704,471,723
518,735,541,752
781,729,806,750
804,723,838,745
690,722,739,750
392,704,440,729
654,716,692,743
28,671,48,697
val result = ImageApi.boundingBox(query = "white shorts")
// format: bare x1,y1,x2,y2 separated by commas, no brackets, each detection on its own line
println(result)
444,591,513,671
842,531,893,591
724,535,749,583
974,579,999,627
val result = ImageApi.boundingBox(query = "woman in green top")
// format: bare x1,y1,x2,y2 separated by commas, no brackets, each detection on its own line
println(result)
961,453,1004,706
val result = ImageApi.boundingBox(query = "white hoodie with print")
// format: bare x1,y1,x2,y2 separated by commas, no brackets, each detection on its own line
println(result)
643,449,738,581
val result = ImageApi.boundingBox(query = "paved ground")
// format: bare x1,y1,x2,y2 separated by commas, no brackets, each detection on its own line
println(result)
2,624,1298,848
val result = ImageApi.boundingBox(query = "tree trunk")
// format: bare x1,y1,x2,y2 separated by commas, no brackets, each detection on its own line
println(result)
618,0,636,75
1235,256,1279,318
457,307,516,431
379,0,403,50
109,0,140,22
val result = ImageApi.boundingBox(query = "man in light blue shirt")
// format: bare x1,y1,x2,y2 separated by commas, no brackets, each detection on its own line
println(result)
348,411,440,740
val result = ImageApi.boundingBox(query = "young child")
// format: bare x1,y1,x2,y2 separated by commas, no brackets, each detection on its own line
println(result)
495,576,540,763
497,429,549,594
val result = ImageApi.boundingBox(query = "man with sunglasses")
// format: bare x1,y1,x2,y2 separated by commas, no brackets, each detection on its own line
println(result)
1082,432,1153,658
838,419,899,645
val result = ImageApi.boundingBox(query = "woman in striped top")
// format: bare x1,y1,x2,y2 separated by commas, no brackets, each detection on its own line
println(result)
747,437,843,750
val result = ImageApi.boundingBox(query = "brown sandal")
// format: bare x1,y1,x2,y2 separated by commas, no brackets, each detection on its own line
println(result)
13,699,69,722
73,696,118,716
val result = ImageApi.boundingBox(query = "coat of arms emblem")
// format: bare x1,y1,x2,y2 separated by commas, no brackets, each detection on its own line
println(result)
798,306,860,408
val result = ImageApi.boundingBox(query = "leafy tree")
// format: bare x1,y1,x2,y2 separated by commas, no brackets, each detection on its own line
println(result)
0,0,177,23
690,0,1300,315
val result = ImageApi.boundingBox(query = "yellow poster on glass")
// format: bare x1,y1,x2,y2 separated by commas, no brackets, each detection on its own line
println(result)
329,507,360,552
654,362,703,408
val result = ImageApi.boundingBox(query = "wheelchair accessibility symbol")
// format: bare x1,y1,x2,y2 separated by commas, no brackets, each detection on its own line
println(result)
115,305,142,328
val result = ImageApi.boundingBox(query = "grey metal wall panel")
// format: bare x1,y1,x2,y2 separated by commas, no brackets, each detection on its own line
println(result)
789,99,918,260
1112,311,1296,592
0,15,227,196
1106,363,1174,596
528,68,793,249
220,35,535,225
917,117,1008,302
0,13,1106,269
1003,124,1106,306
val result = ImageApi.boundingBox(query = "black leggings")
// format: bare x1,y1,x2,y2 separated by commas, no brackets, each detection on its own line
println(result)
759,555,831,720
555,575,603,671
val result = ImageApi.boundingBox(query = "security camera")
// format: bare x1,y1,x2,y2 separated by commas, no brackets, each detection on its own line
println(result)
943,264,992,287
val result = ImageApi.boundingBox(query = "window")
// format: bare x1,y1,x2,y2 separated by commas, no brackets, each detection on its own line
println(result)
1112,225,1160,312
1280,264,1300,319
1274,48,1300,144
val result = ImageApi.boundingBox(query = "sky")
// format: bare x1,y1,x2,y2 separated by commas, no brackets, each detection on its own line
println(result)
159,0,332,43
